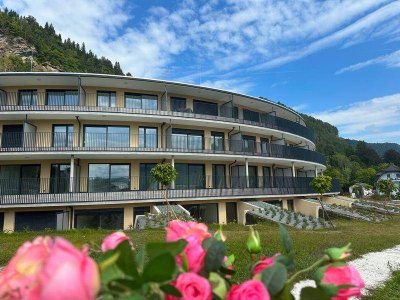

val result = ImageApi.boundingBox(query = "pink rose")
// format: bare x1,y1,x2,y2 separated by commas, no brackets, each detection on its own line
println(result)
166,221,211,273
226,280,270,300
0,236,100,300
101,232,130,252
321,265,364,300
167,272,212,300
167,220,211,243
252,254,279,276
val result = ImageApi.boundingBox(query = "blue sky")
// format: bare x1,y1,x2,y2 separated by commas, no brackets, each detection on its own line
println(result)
1,0,400,143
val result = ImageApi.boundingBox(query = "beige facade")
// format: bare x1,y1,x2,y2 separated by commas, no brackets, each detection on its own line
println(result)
0,73,336,232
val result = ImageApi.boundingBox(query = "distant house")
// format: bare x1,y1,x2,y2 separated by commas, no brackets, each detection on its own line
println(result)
349,183,373,198
376,164,400,195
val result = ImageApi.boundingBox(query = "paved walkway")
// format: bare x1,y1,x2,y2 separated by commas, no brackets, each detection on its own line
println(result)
291,244,400,299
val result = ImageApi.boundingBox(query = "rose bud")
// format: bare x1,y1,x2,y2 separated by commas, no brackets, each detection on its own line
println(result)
226,279,270,300
101,232,130,252
315,264,365,299
214,225,227,242
246,226,262,254
325,243,352,262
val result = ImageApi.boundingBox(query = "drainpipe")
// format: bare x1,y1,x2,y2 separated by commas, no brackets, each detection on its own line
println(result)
75,116,81,147
228,160,237,188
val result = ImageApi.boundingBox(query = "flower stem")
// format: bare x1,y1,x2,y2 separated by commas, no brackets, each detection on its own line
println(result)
287,255,329,285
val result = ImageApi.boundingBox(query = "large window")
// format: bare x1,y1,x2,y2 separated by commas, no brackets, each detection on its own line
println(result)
171,128,203,150
243,135,256,153
50,164,70,194
226,202,237,223
88,164,130,192
15,211,67,231
261,138,269,154
193,100,218,116
182,203,218,223
1,125,23,148
139,163,157,191
74,209,123,229
211,131,225,151
53,125,74,147
170,97,186,112
243,109,260,123
125,93,158,110
175,164,205,189
0,165,40,195
84,126,130,148
97,91,116,107
18,90,37,105
46,90,78,106
139,127,157,148
231,165,258,188
263,167,272,188
212,164,226,188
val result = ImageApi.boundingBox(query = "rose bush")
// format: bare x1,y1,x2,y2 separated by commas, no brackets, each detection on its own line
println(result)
0,236,99,300
0,221,365,300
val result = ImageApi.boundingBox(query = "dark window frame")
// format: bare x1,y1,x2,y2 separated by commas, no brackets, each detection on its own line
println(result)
52,124,74,147
18,89,38,106
171,128,204,150
193,99,219,116
45,89,79,106
96,90,116,107
211,131,225,151
138,127,158,148
170,97,187,112
124,92,158,110
88,163,131,192
0,164,41,195
243,109,260,123
83,125,130,148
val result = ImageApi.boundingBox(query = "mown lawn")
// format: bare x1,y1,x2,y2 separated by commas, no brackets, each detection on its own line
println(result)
1,217,400,288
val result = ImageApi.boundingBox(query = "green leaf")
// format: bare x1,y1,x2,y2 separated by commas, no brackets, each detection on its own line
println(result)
160,284,182,297
276,253,295,273
203,238,227,273
115,240,140,279
260,262,288,296
146,239,187,258
300,287,331,300
142,252,177,283
278,224,292,254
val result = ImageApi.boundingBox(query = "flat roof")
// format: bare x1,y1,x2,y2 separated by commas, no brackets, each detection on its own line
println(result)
0,72,305,124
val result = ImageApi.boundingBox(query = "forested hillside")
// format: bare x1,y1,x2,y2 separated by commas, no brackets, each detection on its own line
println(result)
302,114,400,190
345,139,400,157
0,9,124,75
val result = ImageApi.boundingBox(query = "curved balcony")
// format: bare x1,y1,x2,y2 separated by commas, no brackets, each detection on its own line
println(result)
0,176,341,206
0,92,315,143
0,132,325,165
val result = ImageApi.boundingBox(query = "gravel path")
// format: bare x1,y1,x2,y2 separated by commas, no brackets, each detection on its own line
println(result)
291,244,400,299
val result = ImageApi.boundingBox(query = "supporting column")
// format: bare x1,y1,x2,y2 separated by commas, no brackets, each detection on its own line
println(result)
292,162,296,177
123,206,134,229
314,166,318,177
3,211,15,232
171,156,175,189
70,155,75,192
245,158,249,188
218,202,227,224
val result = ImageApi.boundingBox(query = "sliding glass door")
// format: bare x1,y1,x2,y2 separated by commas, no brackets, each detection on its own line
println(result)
88,164,130,192
175,164,205,189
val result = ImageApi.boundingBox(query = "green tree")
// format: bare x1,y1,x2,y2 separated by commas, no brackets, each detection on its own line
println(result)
151,163,178,219
354,167,377,186
355,141,381,166
376,179,398,218
310,175,334,227
383,149,400,165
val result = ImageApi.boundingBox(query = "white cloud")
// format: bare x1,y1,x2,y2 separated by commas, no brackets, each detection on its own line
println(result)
1,0,400,80
335,49,400,74
312,93,400,143
200,79,254,94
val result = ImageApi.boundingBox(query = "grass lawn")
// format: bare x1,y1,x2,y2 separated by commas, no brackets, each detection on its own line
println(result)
1,217,400,293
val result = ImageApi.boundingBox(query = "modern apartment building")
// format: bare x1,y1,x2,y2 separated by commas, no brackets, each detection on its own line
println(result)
0,72,339,231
